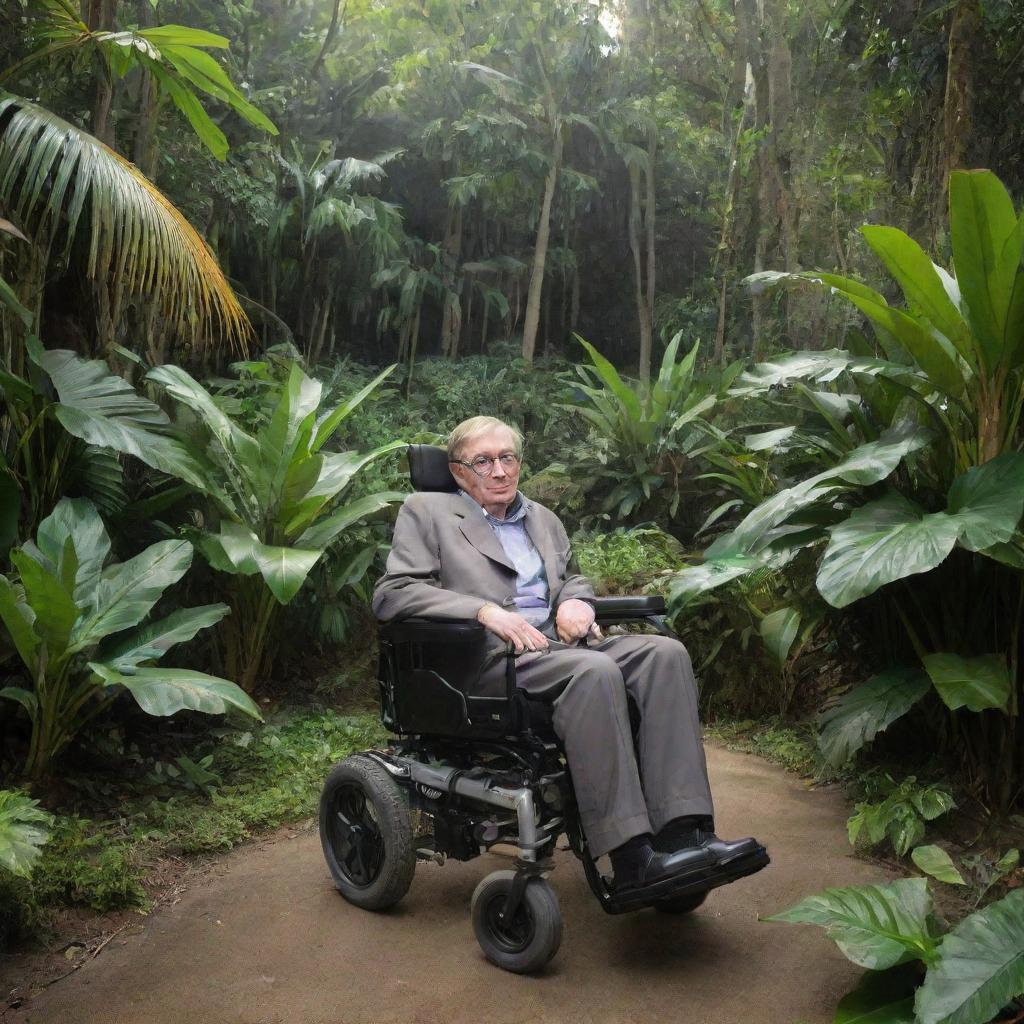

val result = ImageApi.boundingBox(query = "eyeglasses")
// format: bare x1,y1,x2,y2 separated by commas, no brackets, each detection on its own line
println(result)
450,453,521,478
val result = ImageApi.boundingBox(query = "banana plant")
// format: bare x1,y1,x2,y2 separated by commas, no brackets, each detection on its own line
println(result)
0,498,259,781
144,362,405,691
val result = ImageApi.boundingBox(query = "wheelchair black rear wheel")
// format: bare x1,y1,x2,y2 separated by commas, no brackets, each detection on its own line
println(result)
320,755,415,911
471,870,562,974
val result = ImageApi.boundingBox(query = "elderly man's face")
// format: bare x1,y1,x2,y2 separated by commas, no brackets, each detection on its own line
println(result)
451,426,521,517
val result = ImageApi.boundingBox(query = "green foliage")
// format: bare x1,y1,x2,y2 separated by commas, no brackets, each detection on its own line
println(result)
846,775,956,858
766,880,1024,1024
143,361,404,690
573,526,684,594
547,333,721,523
0,709,384,944
0,498,259,780
0,790,53,877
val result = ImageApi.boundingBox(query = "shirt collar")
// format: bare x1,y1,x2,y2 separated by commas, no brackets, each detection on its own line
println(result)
458,489,529,524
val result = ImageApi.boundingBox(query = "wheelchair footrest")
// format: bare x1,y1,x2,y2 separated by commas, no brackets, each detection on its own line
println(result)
600,844,771,915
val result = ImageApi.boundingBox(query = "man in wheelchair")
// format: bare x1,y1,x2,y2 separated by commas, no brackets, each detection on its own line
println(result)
319,415,768,972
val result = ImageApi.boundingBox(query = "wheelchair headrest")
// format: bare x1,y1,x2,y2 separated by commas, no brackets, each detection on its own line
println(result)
408,444,458,492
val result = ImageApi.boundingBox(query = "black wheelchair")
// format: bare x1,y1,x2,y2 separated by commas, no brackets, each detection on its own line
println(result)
318,446,769,974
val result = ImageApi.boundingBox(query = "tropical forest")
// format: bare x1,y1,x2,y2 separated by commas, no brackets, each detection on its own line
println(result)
1,0,1024,1020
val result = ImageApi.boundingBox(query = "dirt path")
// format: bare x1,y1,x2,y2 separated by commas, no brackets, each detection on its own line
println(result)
4,745,891,1024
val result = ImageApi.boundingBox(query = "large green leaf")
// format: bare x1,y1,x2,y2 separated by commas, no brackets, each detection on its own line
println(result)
90,663,261,720
730,348,895,398
311,364,397,454
30,343,225,504
818,669,931,767
730,422,930,556
762,878,938,970
915,889,1024,1024
834,964,921,1024
283,445,405,537
949,170,1022,374
576,336,642,422
71,539,193,650
945,453,1024,552
817,494,962,609
217,523,320,605
33,497,110,603
861,226,974,366
0,790,53,878
258,364,322,506
296,490,407,550
911,846,966,886
0,577,40,670
10,549,78,658
922,653,1011,713
760,606,801,666
100,604,229,671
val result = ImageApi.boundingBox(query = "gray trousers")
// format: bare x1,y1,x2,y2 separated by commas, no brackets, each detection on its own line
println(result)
508,634,714,857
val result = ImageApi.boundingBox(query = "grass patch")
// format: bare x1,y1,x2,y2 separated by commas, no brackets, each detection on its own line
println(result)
1,707,385,948
705,716,821,777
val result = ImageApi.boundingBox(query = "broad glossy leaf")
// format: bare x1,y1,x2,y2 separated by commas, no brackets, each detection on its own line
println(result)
744,426,797,451
818,669,931,767
0,577,39,670
100,604,229,671
217,523,320,605
10,550,78,658
915,889,1024,1024
297,490,407,550
817,494,961,609
946,453,1024,552
576,336,642,422
922,653,1010,713
259,365,322,504
0,790,53,877
90,663,261,720
35,497,109,603
763,878,938,970
760,606,801,666
949,170,1021,374
72,540,193,650
911,846,966,886
730,422,930,555
312,364,397,453
861,226,973,365
834,964,921,1024
283,445,405,537
730,349,894,397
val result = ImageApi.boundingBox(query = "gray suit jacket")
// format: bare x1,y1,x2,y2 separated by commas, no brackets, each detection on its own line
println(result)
372,491,595,626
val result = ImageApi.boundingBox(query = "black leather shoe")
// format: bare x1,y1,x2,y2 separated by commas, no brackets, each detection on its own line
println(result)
613,844,716,893
695,830,761,866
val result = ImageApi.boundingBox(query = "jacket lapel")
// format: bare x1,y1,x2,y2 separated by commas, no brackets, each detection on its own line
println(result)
524,502,560,595
454,497,516,573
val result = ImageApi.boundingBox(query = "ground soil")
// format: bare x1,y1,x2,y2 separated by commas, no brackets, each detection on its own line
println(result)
1,744,893,1024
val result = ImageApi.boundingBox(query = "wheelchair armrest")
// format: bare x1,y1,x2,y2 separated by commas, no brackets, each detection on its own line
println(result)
592,595,666,624
378,617,486,645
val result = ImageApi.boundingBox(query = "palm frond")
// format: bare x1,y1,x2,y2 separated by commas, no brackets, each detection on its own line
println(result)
0,93,251,351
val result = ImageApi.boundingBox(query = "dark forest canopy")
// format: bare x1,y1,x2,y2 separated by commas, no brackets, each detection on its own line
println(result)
2,0,1023,373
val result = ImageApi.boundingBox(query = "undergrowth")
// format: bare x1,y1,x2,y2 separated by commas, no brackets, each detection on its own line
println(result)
0,708,385,948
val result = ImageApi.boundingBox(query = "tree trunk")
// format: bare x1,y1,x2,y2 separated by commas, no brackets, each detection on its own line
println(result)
90,0,116,147
132,0,158,175
521,125,563,365
440,203,463,358
943,0,979,180
628,160,654,380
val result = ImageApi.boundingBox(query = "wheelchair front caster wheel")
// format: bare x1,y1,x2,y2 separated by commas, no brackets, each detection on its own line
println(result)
320,755,415,911
655,890,708,915
471,870,562,974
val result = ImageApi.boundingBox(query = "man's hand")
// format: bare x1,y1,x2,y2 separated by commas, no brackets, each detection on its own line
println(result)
477,604,550,654
555,598,597,644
